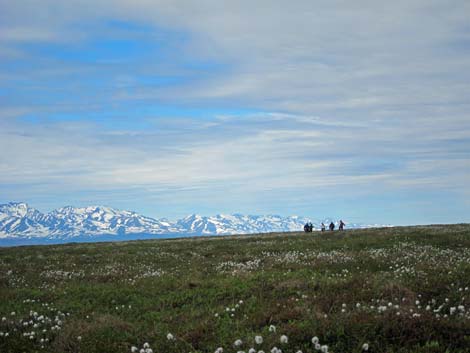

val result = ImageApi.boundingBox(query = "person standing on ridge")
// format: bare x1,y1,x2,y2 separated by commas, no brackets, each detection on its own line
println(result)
339,220,345,231
304,223,310,232
329,222,335,231
321,222,326,232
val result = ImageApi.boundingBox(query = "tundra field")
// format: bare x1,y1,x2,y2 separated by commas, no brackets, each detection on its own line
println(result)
1,225,470,353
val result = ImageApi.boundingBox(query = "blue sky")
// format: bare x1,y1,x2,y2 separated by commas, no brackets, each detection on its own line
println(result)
1,0,470,225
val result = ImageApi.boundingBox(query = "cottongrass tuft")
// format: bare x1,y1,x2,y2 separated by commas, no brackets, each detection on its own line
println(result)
362,343,369,351
269,325,276,333
255,335,263,344
280,335,288,344
166,333,175,341
311,336,319,344
234,339,243,347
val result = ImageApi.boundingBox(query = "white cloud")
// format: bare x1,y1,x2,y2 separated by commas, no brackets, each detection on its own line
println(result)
0,27,58,42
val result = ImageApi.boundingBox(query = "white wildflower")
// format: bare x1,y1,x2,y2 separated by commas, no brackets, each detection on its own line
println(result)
311,336,319,344
269,325,276,332
255,336,263,344
280,335,288,344
249,348,257,353
214,348,224,353
234,339,243,347
131,346,138,353
167,333,175,341
321,345,328,353
362,343,369,351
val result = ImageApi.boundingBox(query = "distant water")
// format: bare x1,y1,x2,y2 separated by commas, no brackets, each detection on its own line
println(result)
0,233,212,247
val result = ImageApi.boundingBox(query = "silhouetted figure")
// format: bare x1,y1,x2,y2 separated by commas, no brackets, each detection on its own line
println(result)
339,220,345,231
304,223,310,233
304,222,314,233
321,222,326,232
329,222,335,231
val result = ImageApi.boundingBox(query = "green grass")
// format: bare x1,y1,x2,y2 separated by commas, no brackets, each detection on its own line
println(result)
1,224,470,353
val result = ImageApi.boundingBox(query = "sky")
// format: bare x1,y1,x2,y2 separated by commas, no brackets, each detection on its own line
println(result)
1,0,470,225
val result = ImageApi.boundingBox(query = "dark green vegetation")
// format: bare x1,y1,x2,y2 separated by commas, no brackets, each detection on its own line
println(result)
1,225,470,353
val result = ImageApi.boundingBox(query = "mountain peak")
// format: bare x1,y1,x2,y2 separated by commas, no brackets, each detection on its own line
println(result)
1,202,35,218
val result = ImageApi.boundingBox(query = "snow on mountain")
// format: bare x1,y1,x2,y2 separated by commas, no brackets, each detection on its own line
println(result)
0,202,387,242
0,202,176,239
0,202,50,238
45,205,179,237
176,213,310,235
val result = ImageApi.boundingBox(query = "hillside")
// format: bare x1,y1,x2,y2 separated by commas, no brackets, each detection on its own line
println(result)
0,225,469,353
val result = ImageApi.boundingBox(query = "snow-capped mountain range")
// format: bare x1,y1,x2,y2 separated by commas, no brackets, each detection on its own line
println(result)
0,202,385,244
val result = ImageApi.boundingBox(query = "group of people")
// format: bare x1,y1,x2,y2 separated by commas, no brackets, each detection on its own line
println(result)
304,220,346,233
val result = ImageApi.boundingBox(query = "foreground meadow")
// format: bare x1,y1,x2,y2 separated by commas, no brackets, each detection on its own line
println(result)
0,225,469,353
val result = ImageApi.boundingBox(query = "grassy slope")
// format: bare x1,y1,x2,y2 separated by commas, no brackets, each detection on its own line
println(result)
0,225,470,353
